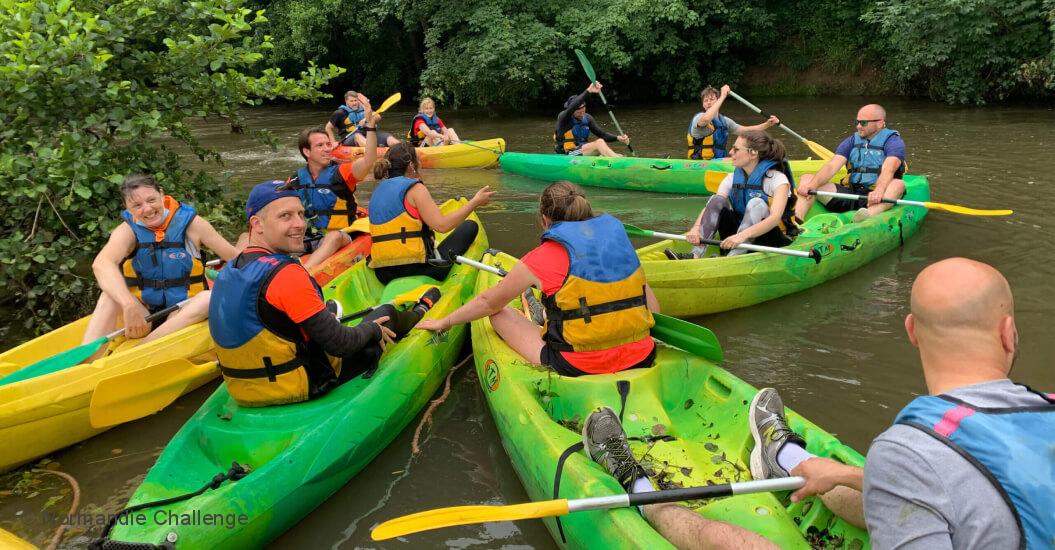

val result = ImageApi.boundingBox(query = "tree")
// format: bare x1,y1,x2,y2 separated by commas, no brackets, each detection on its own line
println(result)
0,0,343,329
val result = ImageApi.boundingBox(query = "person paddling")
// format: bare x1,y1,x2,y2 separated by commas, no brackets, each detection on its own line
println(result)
554,82,630,157
418,181,660,376
208,181,438,407
794,103,907,222
668,130,798,260
326,90,401,148
687,85,779,160
81,174,239,361
367,142,493,284
409,98,460,147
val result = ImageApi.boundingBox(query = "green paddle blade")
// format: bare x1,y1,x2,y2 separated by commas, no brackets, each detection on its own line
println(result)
651,313,723,363
622,223,656,239
574,49,597,82
0,336,109,387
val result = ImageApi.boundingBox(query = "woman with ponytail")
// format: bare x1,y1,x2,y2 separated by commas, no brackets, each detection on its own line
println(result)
367,142,494,283
668,130,799,260
419,181,660,377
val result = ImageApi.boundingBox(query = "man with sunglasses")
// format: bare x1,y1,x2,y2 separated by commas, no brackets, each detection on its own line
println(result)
794,104,907,222
554,81,630,157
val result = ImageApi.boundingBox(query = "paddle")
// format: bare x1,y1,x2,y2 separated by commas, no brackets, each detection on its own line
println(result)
573,49,635,156
375,92,401,114
337,283,437,323
343,216,371,234
89,358,205,428
453,254,724,363
726,90,835,161
809,190,1013,216
0,299,192,387
623,223,821,264
371,476,803,540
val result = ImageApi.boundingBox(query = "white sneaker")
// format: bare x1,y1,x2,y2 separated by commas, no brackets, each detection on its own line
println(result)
853,208,872,223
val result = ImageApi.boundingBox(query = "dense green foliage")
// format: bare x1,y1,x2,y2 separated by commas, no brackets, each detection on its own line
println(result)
0,0,342,329
260,0,1053,106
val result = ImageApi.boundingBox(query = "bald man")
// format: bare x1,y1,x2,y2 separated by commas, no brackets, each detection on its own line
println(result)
748,258,1054,549
793,103,907,222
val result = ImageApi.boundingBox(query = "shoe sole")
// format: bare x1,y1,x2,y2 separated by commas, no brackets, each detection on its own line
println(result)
748,391,768,480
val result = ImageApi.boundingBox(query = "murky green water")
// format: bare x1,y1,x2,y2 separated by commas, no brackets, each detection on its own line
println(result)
2,97,1053,548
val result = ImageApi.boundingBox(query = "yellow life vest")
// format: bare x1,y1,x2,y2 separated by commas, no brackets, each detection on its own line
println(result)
686,113,729,160
540,214,655,352
368,176,434,268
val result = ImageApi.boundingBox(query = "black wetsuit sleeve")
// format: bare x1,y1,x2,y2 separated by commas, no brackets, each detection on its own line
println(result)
556,89,590,130
300,309,381,358
587,115,619,142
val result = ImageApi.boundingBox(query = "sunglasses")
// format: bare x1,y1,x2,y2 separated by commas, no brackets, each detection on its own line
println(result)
855,119,881,126
729,145,755,154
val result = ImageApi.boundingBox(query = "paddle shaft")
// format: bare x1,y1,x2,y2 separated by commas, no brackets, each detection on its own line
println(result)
574,49,634,155
571,477,804,512
812,189,919,208
455,255,506,277
102,300,187,340
643,228,817,260
726,90,809,144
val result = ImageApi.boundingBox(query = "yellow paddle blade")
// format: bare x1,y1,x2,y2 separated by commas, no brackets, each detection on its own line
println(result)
343,216,371,234
89,358,204,428
372,499,570,541
389,284,436,307
376,92,401,114
923,201,1012,216
804,139,835,161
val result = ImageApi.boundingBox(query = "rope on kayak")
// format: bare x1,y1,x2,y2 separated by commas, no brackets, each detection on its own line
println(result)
89,462,249,549
29,469,81,550
411,354,473,455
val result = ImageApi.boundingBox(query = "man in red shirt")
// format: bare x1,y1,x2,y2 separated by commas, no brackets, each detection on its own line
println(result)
208,181,438,407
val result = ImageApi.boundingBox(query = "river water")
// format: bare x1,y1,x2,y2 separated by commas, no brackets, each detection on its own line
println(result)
2,97,1053,548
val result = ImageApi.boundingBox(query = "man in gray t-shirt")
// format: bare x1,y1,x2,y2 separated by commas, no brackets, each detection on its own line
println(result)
747,257,1053,549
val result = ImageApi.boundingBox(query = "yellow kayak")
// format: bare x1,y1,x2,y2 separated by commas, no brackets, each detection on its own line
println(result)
333,138,506,169
0,528,37,549
0,235,371,473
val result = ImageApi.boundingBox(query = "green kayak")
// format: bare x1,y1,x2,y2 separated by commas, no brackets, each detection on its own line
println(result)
635,174,929,317
470,251,869,549
105,201,487,549
499,152,843,195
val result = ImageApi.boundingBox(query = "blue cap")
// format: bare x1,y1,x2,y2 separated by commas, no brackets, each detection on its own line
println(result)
245,180,300,220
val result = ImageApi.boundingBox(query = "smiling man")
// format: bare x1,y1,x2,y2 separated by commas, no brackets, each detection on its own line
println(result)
82,174,239,360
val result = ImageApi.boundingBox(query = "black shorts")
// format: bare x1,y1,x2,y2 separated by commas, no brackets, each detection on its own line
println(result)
540,342,657,377
823,184,869,214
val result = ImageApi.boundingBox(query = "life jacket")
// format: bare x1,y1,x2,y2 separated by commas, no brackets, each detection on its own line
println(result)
686,114,729,159
368,176,434,268
845,128,904,192
292,165,356,232
120,196,206,310
338,104,365,139
728,159,800,237
408,113,445,147
554,114,593,153
539,214,655,353
208,250,341,407
895,389,1055,548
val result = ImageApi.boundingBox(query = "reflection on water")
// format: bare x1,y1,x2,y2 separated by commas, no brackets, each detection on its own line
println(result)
2,97,1053,548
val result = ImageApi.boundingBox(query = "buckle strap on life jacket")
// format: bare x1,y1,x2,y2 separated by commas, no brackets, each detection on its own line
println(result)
547,294,647,323
371,228,427,244
125,273,207,290
220,356,305,382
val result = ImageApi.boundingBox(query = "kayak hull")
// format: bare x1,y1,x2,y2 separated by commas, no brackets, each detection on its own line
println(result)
334,138,506,169
107,200,486,548
637,174,930,317
470,252,869,549
499,152,845,195
0,234,370,473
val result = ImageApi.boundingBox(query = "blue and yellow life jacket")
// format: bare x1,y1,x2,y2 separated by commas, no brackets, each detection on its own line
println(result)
845,128,905,192
555,114,593,153
120,196,206,310
686,114,729,160
540,214,655,352
368,176,434,268
338,104,365,139
208,250,341,407
292,165,356,232
408,113,444,147
729,159,800,236
895,389,1055,548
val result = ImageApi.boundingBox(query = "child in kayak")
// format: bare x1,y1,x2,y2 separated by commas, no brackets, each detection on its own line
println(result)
687,85,779,160
409,98,460,147
554,82,630,157
669,130,799,260
417,181,660,376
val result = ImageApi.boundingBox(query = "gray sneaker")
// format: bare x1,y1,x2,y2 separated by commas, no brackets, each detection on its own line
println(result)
582,407,645,491
749,388,807,480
